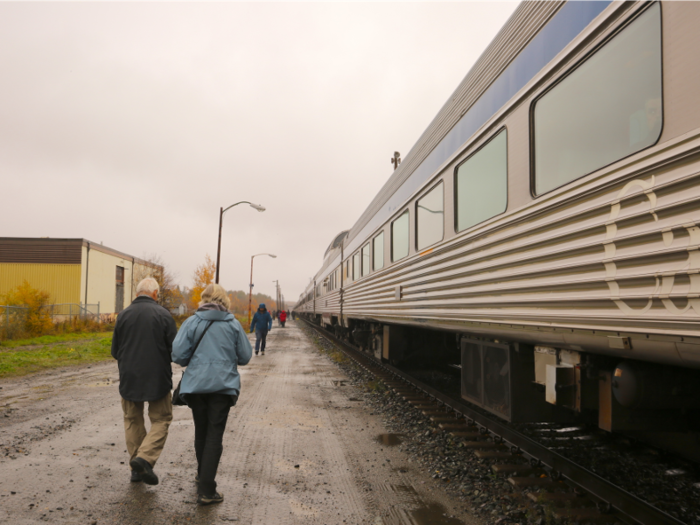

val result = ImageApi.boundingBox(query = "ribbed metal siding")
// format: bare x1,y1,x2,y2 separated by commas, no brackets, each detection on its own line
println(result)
339,137,700,367
0,238,83,264
0,263,81,304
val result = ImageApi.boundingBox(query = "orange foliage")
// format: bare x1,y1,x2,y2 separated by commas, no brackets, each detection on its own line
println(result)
2,281,54,336
226,290,276,319
191,254,216,307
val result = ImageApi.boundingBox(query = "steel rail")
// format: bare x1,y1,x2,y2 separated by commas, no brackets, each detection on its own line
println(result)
302,320,686,525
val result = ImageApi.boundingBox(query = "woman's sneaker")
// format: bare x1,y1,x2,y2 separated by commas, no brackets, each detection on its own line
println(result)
197,492,224,505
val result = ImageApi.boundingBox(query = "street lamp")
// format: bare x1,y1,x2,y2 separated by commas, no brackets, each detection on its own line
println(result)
248,253,277,324
216,202,265,284
272,280,281,313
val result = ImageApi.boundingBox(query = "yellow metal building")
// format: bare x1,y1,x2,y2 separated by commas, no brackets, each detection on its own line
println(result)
0,238,160,314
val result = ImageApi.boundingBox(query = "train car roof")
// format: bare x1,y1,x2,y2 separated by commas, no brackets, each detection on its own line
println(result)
340,0,611,256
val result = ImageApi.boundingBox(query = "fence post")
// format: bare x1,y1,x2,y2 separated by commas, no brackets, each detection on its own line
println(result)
97,302,100,320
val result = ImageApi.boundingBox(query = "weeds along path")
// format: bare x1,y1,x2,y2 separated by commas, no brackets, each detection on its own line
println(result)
0,333,113,378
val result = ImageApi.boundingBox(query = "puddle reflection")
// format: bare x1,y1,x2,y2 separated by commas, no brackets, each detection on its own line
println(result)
375,434,403,447
408,503,466,525
383,502,466,525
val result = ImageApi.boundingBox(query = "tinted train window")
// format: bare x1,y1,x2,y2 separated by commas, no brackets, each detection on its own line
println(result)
533,4,662,195
416,182,444,250
353,252,361,280
455,130,507,232
373,232,384,270
361,243,370,277
392,210,410,262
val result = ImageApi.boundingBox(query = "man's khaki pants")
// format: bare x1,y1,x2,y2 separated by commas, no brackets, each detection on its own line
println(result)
121,392,173,467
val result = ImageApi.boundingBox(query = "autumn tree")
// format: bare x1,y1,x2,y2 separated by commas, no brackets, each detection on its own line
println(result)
224,290,276,317
3,280,53,336
191,254,216,306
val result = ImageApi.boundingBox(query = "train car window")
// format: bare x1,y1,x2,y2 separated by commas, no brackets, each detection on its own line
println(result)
353,252,361,280
455,130,507,232
361,243,370,276
345,260,350,282
533,4,662,195
416,182,444,250
373,232,384,270
391,210,410,262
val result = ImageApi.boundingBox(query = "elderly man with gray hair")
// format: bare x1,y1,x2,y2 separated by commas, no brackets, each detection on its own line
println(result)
111,277,177,485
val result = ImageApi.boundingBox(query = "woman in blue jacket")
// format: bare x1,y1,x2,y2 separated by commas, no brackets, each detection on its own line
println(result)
172,284,252,505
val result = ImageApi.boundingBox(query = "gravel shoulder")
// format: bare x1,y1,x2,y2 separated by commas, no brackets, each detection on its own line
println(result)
0,320,479,525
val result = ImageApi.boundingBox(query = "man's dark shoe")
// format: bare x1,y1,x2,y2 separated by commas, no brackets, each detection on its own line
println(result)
130,470,142,483
129,457,158,486
197,492,223,506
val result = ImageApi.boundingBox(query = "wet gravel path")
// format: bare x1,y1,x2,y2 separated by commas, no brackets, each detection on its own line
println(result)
302,324,700,525
0,320,478,525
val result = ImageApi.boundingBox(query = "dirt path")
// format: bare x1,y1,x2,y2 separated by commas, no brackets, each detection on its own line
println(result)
0,321,479,525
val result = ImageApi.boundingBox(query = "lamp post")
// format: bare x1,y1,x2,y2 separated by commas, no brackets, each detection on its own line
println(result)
248,253,277,324
272,280,280,314
216,201,265,284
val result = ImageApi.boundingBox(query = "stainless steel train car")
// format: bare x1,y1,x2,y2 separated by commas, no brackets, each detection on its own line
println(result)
295,1,700,441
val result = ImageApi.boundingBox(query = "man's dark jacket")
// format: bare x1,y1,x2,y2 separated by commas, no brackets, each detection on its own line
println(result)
111,295,178,402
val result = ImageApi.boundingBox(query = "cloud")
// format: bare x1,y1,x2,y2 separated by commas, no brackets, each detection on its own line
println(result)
0,2,517,301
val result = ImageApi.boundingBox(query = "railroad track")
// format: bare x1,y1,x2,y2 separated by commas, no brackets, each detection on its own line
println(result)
302,320,687,525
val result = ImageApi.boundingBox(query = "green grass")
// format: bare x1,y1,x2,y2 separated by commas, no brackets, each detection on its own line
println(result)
0,335,113,378
0,331,112,349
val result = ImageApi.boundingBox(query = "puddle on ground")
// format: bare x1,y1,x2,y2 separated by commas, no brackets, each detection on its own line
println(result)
375,434,404,447
406,503,466,525
383,502,465,525
86,379,113,387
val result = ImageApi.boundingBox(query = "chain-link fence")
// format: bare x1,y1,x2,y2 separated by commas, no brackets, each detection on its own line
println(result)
0,305,29,340
0,303,102,340
39,303,101,320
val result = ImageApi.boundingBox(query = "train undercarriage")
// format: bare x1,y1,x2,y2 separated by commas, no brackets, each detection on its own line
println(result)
298,311,700,462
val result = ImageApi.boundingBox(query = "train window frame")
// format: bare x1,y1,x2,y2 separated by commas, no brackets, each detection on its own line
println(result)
453,128,508,234
361,243,370,277
391,210,410,262
529,2,663,197
373,231,384,271
415,181,445,251
352,251,361,281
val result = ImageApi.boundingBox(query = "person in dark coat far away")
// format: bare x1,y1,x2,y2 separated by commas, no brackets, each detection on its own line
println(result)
111,277,177,486
172,283,252,506
278,309,287,328
249,303,272,355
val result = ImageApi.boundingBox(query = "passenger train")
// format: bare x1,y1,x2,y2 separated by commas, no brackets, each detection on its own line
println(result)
295,1,700,445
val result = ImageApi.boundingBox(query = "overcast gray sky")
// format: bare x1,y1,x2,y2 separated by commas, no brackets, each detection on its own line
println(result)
0,1,518,303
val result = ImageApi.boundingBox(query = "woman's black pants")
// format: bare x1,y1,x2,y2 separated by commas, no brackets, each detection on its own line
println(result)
187,393,236,495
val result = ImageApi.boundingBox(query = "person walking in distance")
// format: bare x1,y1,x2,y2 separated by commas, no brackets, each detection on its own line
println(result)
278,309,287,328
172,284,252,506
250,303,272,355
111,277,177,485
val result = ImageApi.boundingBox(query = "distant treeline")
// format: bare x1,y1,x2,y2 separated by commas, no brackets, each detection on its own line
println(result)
227,291,277,315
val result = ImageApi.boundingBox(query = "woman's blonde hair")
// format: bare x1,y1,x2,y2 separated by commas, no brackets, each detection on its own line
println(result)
200,283,230,310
